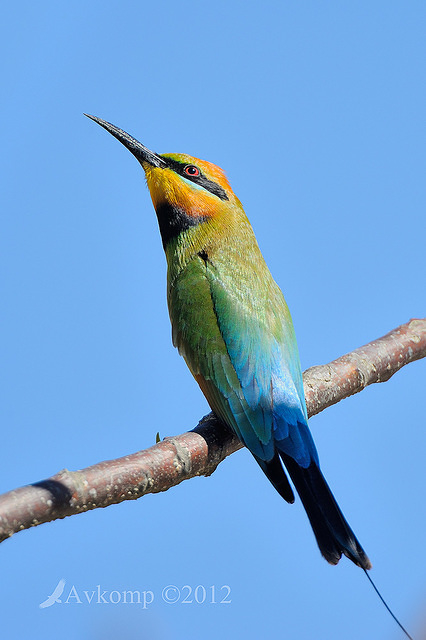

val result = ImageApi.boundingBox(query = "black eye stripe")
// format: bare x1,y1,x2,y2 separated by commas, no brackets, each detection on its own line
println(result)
161,157,229,201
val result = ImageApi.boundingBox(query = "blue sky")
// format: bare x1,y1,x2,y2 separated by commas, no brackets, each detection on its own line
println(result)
1,2,425,639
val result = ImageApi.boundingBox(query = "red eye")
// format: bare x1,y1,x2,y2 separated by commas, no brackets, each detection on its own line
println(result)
184,165,200,177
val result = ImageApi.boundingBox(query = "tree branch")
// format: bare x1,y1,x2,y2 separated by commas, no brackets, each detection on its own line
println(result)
0,319,425,544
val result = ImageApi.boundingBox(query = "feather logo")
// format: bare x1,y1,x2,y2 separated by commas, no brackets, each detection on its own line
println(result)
39,579,66,608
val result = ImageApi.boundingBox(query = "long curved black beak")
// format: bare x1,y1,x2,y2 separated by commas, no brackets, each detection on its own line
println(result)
85,114,167,169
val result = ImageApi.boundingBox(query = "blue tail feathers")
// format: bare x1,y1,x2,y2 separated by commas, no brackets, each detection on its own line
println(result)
254,451,295,504
279,452,371,569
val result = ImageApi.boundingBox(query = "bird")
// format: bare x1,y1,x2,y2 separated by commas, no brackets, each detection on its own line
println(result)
86,114,371,571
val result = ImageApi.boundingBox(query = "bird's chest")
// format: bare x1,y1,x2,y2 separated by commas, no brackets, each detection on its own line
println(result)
166,249,280,365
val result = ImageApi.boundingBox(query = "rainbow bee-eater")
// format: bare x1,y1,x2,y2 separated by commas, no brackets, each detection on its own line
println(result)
87,114,371,570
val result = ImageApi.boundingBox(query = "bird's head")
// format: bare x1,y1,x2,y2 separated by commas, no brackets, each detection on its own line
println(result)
86,115,241,250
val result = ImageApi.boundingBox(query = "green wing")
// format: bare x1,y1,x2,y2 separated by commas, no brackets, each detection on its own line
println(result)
168,252,306,462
